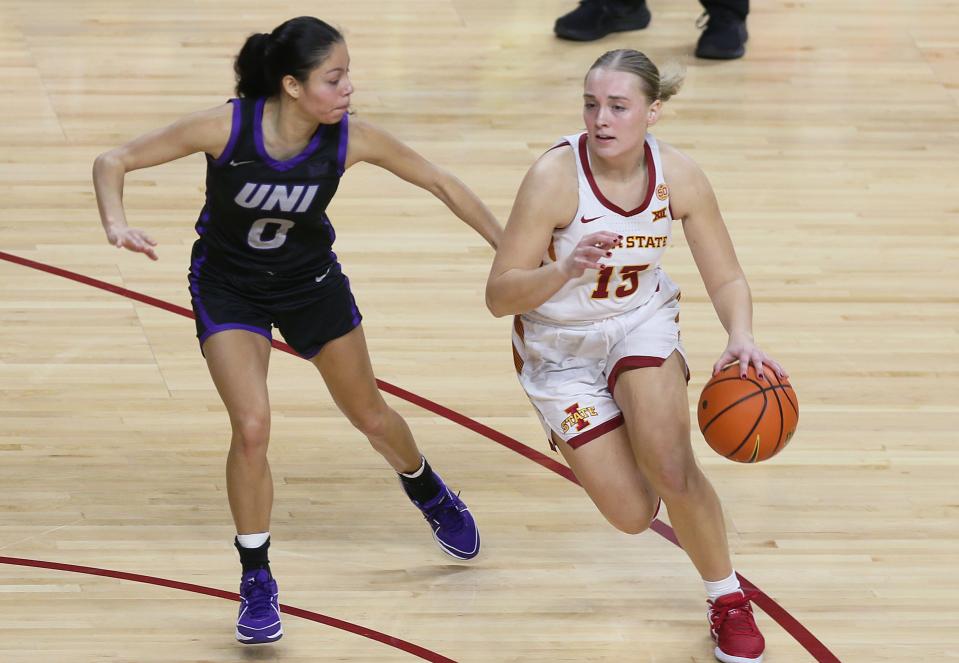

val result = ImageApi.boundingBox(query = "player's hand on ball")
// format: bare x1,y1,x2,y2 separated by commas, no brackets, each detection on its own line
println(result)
713,332,787,381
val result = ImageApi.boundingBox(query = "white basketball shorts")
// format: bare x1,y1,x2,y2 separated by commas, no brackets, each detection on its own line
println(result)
512,272,688,450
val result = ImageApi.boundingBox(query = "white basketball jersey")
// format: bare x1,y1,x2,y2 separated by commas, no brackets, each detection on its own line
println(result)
532,131,674,324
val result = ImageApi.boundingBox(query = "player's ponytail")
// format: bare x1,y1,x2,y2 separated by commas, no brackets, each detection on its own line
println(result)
234,32,272,98
234,17,343,99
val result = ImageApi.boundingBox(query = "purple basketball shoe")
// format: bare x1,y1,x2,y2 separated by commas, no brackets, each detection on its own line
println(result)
235,568,283,644
405,474,480,560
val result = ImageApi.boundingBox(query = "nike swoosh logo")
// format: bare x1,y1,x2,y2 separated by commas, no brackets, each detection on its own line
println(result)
229,160,255,167
580,215,603,223
314,266,332,283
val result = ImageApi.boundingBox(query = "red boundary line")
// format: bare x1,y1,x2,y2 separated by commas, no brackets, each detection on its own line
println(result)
0,250,841,662
0,555,454,662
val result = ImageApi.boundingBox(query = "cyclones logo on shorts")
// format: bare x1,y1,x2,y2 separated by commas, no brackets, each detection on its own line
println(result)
562,402,598,433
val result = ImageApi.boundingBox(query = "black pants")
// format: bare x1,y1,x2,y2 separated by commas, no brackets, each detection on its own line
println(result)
700,0,748,19
613,0,748,19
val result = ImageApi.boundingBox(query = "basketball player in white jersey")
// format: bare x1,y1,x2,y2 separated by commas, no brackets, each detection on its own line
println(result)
486,49,786,663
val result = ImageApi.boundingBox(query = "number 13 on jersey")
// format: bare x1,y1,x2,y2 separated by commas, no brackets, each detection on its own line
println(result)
591,264,649,299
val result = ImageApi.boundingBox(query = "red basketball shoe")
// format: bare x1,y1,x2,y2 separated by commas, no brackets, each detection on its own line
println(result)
708,590,765,663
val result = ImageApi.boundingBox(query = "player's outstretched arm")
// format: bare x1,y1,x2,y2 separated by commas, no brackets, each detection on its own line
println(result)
92,103,233,260
345,118,502,248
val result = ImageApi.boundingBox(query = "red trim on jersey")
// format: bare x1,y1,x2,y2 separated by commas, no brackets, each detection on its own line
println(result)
607,356,666,394
511,343,524,374
567,413,625,448
546,140,571,153
513,315,525,342
578,133,656,217
512,316,526,374
608,354,690,394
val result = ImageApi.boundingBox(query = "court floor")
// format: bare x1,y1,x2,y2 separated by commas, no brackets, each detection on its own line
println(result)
1,0,958,661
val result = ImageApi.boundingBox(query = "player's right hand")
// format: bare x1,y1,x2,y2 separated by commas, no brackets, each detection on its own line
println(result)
108,227,158,261
558,231,621,279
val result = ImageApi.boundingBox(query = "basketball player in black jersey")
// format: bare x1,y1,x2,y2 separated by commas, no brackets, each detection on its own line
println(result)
92,16,500,645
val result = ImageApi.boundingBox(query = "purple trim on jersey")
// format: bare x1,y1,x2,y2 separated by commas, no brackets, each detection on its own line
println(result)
211,99,242,167
578,133,656,217
345,277,361,326
336,113,349,175
198,323,273,346
321,212,336,243
253,98,325,172
350,300,361,327
194,205,211,237
188,244,216,332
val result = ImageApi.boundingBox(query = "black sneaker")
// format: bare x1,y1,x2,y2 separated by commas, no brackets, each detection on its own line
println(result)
554,0,651,42
695,9,748,60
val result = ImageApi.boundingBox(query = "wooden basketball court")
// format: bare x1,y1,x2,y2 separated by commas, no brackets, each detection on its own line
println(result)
1,0,957,660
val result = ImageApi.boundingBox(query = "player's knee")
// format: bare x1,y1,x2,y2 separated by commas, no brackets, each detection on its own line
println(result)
350,404,391,441
606,511,651,535
645,458,698,499
602,498,658,535
231,414,271,456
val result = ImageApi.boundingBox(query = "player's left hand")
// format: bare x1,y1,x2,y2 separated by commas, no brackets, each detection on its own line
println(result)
108,226,158,261
713,332,788,381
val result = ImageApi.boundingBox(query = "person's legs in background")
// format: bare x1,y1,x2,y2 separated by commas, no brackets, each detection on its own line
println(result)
696,0,749,59
553,0,749,60
554,0,652,42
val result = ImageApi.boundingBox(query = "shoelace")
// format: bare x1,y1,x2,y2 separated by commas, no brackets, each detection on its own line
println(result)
243,575,275,619
422,491,466,532
711,591,760,635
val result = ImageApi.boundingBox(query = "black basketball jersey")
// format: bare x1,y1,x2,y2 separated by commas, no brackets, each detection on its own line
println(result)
194,97,347,280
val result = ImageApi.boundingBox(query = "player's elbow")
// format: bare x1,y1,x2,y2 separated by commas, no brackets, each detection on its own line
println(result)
485,291,506,318
92,150,125,178
485,281,511,318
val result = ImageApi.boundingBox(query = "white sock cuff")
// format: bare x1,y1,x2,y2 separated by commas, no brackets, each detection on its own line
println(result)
704,570,741,601
236,532,270,548
399,456,427,478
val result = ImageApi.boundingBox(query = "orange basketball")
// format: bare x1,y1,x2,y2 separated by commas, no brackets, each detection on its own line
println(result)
697,363,798,463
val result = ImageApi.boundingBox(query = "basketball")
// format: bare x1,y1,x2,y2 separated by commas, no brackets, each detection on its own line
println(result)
697,363,799,463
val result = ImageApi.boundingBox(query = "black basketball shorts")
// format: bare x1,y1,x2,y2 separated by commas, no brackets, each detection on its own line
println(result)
187,261,362,360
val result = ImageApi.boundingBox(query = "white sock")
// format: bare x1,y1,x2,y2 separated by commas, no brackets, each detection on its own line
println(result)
704,570,741,601
399,456,426,478
236,531,270,548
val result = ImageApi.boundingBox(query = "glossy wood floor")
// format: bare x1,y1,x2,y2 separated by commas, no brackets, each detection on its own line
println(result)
1,0,957,661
